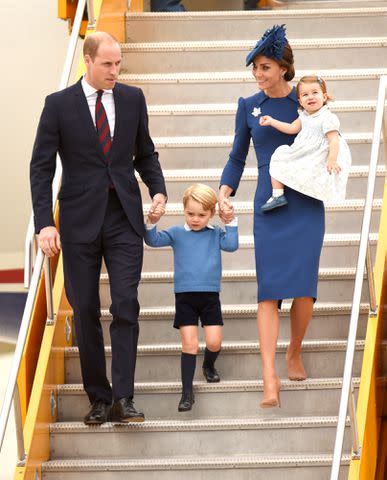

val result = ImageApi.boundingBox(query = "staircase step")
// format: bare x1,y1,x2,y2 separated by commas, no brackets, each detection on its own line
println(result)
120,68,387,102
58,378,359,421
146,101,383,136
152,133,380,168
139,198,382,235
125,7,387,42
121,37,387,73
138,165,386,202
49,416,352,459
140,232,377,270
95,301,370,344
100,267,369,306
64,340,364,383
42,453,350,479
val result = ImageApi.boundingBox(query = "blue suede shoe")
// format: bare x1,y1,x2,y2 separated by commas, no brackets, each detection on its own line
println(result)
261,195,288,213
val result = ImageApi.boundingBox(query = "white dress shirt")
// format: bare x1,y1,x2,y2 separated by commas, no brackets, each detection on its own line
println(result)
81,76,115,139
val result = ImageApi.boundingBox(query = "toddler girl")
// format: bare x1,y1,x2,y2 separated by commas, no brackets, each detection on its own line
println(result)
259,75,352,212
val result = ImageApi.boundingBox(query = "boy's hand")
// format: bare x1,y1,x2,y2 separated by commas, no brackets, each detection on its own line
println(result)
148,193,167,223
259,115,273,126
327,160,341,174
218,198,234,223
147,204,165,224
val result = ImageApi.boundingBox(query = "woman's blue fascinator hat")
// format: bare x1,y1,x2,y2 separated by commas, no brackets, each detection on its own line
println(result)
246,24,287,66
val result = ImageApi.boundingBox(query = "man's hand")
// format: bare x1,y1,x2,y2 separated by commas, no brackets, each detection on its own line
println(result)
38,226,61,258
148,193,167,224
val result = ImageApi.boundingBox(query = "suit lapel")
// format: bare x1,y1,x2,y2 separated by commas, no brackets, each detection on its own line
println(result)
74,79,107,163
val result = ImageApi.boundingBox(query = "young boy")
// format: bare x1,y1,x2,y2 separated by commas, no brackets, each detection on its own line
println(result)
144,184,238,412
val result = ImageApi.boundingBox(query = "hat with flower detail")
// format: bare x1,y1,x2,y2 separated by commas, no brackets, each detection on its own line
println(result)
246,24,288,67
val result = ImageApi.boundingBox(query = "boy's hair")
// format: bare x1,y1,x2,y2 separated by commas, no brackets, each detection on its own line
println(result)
183,184,218,213
296,75,332,109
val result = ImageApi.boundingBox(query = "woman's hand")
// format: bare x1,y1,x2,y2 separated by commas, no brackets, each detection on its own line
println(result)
259,115,273,126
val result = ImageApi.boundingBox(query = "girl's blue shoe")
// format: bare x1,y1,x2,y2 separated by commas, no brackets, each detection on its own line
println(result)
261,195,288,213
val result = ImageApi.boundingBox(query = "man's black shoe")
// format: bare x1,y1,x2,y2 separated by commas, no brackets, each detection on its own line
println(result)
202,365,221,383
110,398,145,423
84,400,111,425
178,391,195,412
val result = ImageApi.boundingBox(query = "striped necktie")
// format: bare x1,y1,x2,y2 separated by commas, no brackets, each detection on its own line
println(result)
95,90,112,157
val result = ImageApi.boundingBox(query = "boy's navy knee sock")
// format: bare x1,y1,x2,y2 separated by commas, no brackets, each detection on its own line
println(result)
203,347,220,368
181,352,196,394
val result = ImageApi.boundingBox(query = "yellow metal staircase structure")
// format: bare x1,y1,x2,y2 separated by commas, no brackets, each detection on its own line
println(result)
0,1,386,479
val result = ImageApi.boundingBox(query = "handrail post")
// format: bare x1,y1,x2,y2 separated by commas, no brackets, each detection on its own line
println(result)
348,379,361,459
365,240,377,315
13,385,26,466
43,256,54,324
86,0,96,29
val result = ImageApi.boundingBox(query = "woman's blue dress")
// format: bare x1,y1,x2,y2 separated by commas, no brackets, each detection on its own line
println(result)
220,88,325,304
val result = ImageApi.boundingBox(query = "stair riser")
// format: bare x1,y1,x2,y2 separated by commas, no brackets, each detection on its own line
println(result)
125,15,387,42
148,110,376,137
140,175,384,203
122,47,386,74
153,142,380,169
50,425,352,458
65,349,364,383
98,313,369,345
139,209,381,235
42,465,349,480
140,243,376,270
58,387,358,421
126,78,382,103
100,277,368,307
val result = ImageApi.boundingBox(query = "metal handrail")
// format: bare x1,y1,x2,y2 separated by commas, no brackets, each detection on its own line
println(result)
330,75,387,478
0,0,90,463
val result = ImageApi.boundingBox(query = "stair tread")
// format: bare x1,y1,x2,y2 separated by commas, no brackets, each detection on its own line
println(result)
142,232,378,249
58,377,360,394
121,37,387,50
147,100,385,114
50,415,351,433
141,198,382,212
99,301,370,318
43,452,351,470
120,67,387,82
65,339,365,356
152,132,375,145
125,6,387,19
137,165,385,180
101,267,364,283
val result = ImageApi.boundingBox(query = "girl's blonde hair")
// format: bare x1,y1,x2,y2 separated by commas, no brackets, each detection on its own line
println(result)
296,75,333,110
183,184,218,213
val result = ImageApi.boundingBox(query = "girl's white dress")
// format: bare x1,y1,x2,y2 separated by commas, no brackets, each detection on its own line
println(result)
269,105,352,203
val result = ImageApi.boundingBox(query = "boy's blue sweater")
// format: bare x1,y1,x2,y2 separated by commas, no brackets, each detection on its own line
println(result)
144,224,238,293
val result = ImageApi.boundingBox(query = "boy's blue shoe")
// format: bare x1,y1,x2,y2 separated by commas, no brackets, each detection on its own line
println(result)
261,195,288,213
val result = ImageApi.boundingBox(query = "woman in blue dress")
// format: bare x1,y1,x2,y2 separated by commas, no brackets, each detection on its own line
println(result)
219,25,325,408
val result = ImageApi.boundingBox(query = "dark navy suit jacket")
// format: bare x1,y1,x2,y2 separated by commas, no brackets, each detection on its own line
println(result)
30,79,166,243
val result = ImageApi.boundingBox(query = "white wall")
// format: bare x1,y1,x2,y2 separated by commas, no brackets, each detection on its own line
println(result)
0,1,69,271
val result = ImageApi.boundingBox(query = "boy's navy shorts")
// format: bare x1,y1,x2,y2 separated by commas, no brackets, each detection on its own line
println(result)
173,292,223,329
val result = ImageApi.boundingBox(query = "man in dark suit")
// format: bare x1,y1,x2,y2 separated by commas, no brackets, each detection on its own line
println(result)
30,31,167,425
